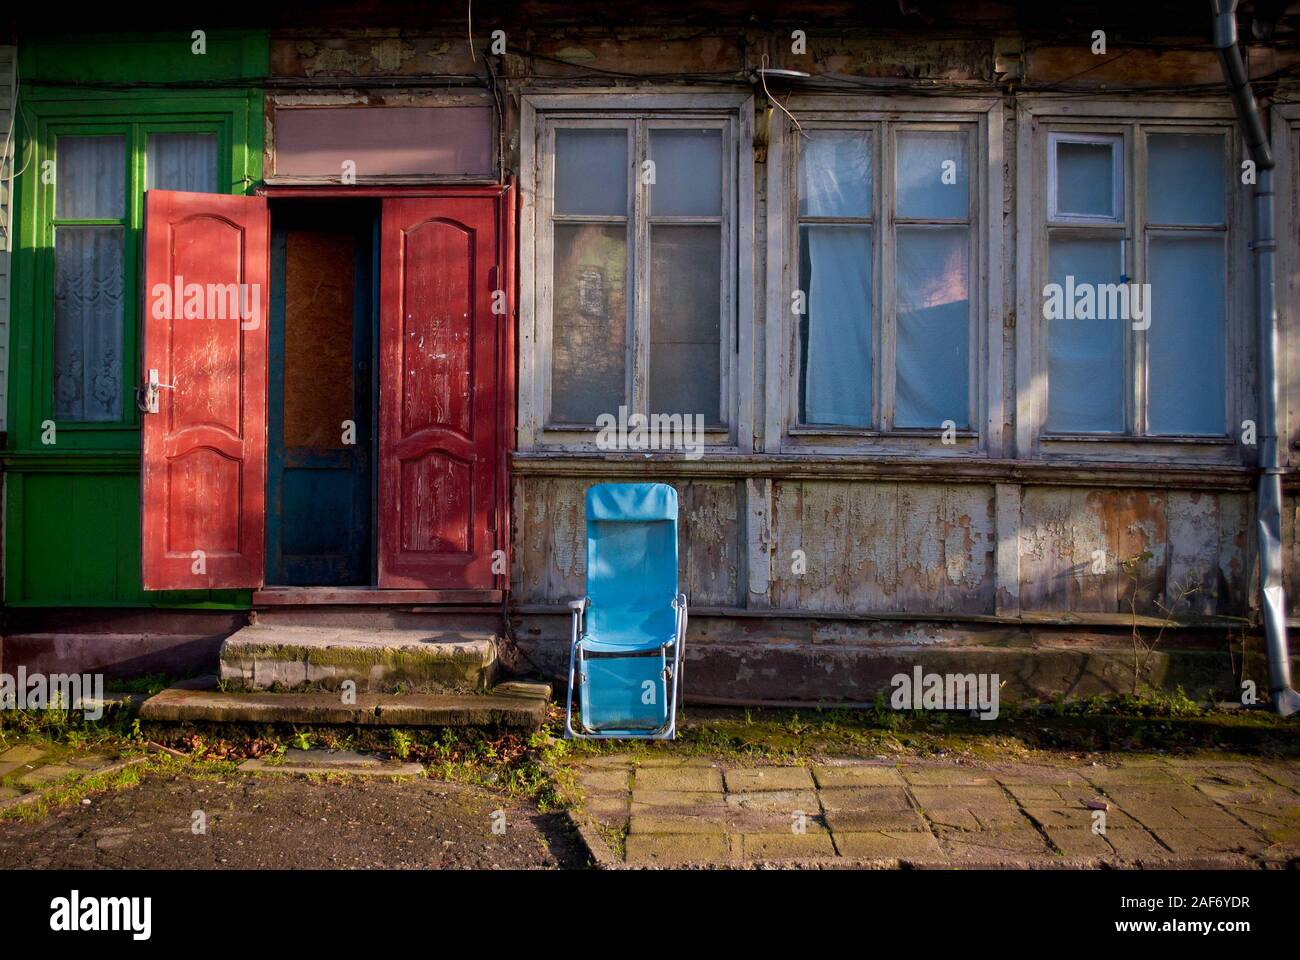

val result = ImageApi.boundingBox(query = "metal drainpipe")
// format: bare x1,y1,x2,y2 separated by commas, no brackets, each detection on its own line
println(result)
1212,0,1300,715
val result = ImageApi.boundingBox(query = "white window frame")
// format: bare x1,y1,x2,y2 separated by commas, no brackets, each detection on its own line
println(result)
518,90,754,453
763,95,1003,457
1017,97,1248,464
1047,131,1125,223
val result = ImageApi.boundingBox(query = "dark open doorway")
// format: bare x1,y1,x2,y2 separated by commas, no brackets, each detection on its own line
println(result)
266,200,379,586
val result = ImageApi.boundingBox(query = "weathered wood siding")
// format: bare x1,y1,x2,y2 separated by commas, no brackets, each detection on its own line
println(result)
512,476,742,607
514,475,1278,622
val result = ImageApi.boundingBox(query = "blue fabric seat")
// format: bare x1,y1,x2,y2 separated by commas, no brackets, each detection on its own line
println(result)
565,482,687,740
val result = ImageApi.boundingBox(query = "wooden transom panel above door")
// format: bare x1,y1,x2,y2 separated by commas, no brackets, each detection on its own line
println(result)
378,195,509,590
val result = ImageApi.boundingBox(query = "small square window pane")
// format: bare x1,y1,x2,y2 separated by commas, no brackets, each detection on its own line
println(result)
1147,235,1226,435
147,133,219,193
1054,138,1119,219
799,224,872,426
649,225,721,422
551,223,628,423
555,129,628,217
56,136,125,219
800,130,872,219
1046,235,1125,432
895,226,970,428
897,131,968,220
53,225,124,421
650,129,723,217
1147,133,1224,225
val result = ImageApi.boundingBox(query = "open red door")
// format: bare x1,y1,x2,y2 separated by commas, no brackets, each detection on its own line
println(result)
378,195,504,589
140,190,269,590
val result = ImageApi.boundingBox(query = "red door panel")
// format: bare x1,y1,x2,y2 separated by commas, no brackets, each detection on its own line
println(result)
379,196,503,589
140,190,269,590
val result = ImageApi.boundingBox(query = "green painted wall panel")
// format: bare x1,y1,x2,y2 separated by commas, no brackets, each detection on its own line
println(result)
8,470,248,607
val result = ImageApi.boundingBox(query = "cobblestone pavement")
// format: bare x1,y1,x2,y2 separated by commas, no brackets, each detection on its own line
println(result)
0,743,128,811
575,755,1300,868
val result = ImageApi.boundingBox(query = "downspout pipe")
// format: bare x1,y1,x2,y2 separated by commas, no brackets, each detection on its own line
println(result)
1212,0,1300,715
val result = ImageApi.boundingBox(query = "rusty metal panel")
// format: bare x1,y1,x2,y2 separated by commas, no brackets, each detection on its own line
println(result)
273,106,493,179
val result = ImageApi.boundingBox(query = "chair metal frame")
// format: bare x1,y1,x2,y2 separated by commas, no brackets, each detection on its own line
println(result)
564,592,688,740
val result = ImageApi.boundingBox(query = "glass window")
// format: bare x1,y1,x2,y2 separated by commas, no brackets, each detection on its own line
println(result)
52,134,128,422
546,119,730,429
1042,125,1229,439
1051,134,1122,221
797,124,974,432
146,132,219,193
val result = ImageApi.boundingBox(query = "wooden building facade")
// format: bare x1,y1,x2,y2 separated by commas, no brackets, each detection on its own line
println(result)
3,2,1300,703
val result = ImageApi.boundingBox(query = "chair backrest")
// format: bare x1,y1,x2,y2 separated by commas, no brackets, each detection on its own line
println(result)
585,483,679,637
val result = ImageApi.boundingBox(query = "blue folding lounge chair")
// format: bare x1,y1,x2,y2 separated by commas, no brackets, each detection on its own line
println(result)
565,482,687,740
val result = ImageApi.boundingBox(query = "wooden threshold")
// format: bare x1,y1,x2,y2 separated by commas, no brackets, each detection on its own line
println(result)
254,587,503,606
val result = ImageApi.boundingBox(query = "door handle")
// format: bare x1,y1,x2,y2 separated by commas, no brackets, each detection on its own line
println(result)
138,368,177,414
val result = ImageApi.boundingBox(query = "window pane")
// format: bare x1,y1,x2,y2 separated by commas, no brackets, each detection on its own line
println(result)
895,226,969,428
1147,235,1226,435
799,224,872,426
1046,235,1125,432
799,130,872,219
649,225,721,421
1054,139,1118,219
53,226,124,421
555,129,627,217
897,131,968,219
147,133,219,193
551,224,628,423
56,136,125,219
650,129,722,217
1147,133,1224,225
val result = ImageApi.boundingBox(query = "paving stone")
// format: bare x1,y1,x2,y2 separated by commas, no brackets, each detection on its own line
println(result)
901,766,998,787
1170,804,1250,830
937,828,1053,861
834,830,944,860
825,808,929,833
811,764,904,788
1153,828,1267,857
923,807,981,831
633,765,722,792
0,786,22,802
1002,783,1061,803
1023,805,1139,831
1085,765,1181,786
581,768,632,793
630,789,726,812
16,764,77,787
0,746,46,764
584,795,630,819
993,766,1089,786
238,758,424,778
1259,765,1300,789
628,813,726,836
0,762,23,778
1103,829,1172,860
742,831,837,861
910,785,1008,810
724,766,814,792
625,833,732,866
1112,802,1201,829
726,808,828,833
67,755,111,769
1045,828,1114,859
818,786,911,812
725,789,818,813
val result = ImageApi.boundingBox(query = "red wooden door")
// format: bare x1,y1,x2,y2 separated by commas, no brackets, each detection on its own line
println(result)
378,196,505,589
140,190,270,590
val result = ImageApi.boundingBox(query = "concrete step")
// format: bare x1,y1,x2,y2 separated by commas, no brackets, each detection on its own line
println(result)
138,686,546,729
219,622,497,693
237,749,424,778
